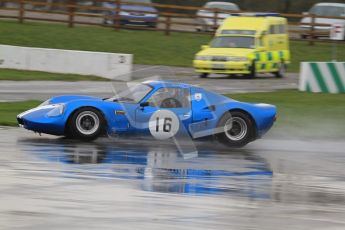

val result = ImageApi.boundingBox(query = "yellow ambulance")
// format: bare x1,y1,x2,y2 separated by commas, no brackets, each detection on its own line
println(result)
193,13,290,78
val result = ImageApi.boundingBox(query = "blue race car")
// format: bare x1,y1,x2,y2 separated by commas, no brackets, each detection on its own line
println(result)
102,0,158,28
17,80,276,147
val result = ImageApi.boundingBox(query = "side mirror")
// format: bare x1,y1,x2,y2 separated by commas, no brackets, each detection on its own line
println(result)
201,45,209,50
140,101,150,107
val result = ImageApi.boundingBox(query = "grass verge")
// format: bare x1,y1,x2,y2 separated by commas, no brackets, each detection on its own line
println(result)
0,69,108,81
1,91,345,139
0,20,344,73
226,90,345,140
0,100,41,126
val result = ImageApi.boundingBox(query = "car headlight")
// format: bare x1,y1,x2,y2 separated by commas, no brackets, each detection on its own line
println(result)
195,56,211,61
145,13,157,17
227,56,248,62
47,104,65,117
120,11,129,16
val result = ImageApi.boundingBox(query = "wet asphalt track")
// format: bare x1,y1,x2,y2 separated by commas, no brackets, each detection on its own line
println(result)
1,127,345,230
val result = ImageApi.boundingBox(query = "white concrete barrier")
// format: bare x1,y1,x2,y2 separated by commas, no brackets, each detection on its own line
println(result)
299,62,345,94
0,45,133,81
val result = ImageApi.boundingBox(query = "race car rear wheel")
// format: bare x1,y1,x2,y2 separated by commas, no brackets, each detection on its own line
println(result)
216,111,255,148
67,107,105,141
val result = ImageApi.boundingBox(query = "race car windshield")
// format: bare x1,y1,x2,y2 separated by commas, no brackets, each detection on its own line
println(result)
108,83,152,103
210,36,255,49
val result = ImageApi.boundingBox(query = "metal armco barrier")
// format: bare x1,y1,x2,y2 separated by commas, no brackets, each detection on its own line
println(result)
299,62,345,93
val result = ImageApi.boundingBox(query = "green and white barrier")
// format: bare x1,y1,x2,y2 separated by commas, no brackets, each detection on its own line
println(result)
299,62,345,93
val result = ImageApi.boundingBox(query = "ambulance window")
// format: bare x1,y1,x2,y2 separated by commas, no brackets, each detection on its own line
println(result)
274,25,281,34
210,36,255,49
269,25,275,34
279,25,286,33
256,38,263,47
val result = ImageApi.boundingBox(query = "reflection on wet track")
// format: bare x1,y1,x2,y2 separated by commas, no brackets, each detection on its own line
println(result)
18,138,273,198
1,127,345,230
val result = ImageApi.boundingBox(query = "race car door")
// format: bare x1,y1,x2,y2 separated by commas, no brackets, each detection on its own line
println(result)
135,87,192,137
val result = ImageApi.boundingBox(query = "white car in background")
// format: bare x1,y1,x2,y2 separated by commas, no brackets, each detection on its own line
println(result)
196,1,240,32
300,2,345,39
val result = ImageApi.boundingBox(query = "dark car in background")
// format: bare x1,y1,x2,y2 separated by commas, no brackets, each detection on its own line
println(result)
102,0,158,28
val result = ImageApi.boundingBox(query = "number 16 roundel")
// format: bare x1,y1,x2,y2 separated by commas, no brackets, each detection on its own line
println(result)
149,110,180,140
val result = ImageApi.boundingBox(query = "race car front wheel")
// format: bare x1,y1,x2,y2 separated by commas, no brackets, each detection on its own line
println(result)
216,111,255,148
67,107,105,141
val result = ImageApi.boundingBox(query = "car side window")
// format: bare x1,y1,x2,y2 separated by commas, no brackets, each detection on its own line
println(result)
147,88,191,108
279,24,286,34
257,38,263,47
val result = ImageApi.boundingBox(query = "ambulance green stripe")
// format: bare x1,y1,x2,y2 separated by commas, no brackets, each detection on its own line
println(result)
267,52,273,61
255,53,260,61
279,51,283,59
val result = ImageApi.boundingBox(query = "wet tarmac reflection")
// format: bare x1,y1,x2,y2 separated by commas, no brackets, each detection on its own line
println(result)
1,129,344,229
17,137,273,198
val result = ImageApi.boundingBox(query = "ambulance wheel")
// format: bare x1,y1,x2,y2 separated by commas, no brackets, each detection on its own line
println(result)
274,62,286,78
248,61,256,79
199,73,209,78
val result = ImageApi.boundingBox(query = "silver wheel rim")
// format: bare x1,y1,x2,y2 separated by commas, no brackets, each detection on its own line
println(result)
76,111,100,135
224,117,248,141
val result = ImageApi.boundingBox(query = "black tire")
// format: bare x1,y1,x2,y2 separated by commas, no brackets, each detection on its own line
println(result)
274,61,286,78
148,22,157,28
215,111,256,148
300,34,308,39
248,61,256,79
199,73,209,78
67,107,106,141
